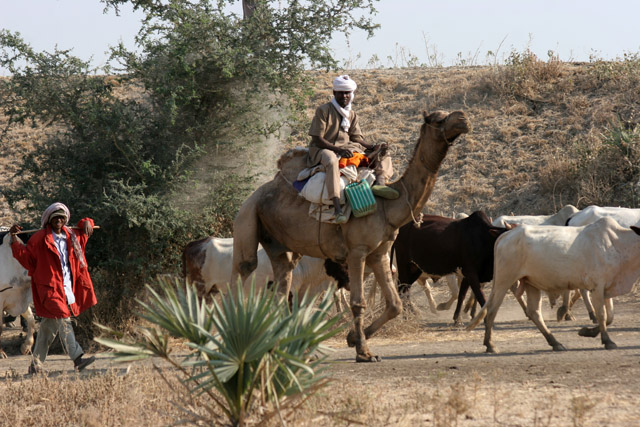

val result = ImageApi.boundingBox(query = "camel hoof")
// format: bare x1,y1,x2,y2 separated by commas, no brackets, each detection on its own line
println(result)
604,341,618,350
579,327,600,338
0,350,7,359
589,313,598,323
552,343,567,351
453,319,464,328
20,344,33,356
356,354,381,363
563,312,576,321
485,346,498,354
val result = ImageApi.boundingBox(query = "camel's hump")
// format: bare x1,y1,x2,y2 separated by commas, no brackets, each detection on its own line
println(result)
277,147,309,183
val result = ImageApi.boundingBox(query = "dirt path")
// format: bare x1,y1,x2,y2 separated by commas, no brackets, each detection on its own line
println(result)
1,286,639,425
314,287,640,425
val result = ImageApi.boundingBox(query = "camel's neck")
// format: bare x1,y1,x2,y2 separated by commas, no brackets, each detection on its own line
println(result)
388,140,449,227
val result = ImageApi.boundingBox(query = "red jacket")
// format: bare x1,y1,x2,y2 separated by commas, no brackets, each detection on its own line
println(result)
11,218,97,319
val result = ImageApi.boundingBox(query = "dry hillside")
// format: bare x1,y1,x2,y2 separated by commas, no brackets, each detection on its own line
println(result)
3,60,640,225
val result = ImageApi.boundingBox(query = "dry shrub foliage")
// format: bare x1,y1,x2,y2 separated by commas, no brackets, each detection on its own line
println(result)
290,51,640,218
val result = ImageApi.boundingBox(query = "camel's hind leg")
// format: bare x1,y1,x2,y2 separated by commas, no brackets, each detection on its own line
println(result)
262,243,300,298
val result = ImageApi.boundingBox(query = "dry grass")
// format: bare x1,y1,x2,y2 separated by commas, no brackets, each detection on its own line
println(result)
0,365,188,425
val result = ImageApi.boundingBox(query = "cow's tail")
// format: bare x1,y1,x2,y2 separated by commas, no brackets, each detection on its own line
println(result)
466,304,487,330
231,191,261,289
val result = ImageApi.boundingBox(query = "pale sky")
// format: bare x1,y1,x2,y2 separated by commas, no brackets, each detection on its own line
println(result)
2,0,640,75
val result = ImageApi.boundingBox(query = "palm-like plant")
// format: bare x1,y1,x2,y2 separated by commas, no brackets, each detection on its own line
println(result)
95,275,343,426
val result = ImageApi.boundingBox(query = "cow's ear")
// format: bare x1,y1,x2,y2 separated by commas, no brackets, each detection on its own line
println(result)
631,226,640,236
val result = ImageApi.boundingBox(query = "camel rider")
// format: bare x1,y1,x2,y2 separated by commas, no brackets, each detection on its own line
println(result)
307,75,399,224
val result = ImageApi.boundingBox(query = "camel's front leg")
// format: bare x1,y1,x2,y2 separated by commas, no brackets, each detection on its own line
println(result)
345,248,380,362
361,244,402,341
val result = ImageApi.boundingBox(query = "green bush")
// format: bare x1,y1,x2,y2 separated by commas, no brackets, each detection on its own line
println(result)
96,276,343,426
0,0,379,334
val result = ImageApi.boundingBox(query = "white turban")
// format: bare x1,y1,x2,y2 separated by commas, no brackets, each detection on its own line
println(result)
332,75,357,92
41,202,70,229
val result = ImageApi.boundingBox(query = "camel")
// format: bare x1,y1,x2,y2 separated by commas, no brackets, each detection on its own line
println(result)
231,110,470,362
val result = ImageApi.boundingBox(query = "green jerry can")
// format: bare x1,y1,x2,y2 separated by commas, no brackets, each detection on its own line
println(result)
344,179,377,218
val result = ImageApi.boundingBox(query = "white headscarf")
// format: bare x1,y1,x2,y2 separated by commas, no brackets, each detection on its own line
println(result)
331,75,357,131
332,75,357,92
41,202,70,229
41,202,87,268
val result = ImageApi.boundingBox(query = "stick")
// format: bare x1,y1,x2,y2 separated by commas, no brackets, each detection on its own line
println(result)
13,225,101,235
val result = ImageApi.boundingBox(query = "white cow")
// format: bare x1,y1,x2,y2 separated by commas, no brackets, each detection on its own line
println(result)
182,237,347,308
492,204,579,228
567,205,640,228
563,206,640,323
492,204,581,319
468,217,640,353
0,232,36,357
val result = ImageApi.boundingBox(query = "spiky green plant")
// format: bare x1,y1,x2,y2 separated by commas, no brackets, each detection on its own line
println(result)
95,275,344,426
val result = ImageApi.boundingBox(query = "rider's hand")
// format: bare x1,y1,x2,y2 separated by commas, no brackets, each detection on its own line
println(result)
337,148,353,158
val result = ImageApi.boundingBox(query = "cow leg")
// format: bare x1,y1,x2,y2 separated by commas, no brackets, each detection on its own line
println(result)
416,275,438,314
579,291,616,349
20,307,36,355
556,290,576,321
481,283,511,353
511,281,529,318
455,275,484,326
345,247,381,362
524,286,566,351
396,262,421,315
605,298,614,325
437,273,459,311
579,289,597,323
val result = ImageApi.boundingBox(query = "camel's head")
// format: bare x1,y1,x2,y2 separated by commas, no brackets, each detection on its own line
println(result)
421,110,470,146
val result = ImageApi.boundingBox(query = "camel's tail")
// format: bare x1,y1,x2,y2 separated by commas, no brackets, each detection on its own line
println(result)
466,304,487,331
231,191,261,286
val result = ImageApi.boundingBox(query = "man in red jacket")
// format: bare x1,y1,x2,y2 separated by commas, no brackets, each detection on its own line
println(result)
9,202,97,374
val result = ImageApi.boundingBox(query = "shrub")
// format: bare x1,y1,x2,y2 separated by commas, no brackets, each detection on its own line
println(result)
96,276,344,426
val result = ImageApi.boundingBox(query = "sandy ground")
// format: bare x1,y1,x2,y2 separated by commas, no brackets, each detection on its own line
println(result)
0,285,639,425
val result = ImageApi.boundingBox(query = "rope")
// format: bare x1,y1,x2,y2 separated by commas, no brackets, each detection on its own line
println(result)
400,180,423,228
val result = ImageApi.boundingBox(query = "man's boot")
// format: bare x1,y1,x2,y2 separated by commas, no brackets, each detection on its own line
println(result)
371,176,400,200
74,354,96,372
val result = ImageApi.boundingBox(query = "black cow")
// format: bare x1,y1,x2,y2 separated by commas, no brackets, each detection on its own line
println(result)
391,211,512,325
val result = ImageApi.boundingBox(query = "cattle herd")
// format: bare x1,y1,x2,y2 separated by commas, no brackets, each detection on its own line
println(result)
2,204,640,361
